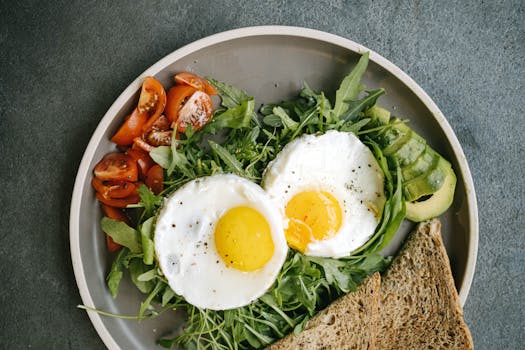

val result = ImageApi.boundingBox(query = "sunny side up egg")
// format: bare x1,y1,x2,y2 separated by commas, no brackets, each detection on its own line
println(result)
262,130,386,258
154,174,288,310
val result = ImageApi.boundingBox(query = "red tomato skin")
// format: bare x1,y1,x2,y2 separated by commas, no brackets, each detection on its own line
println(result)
94,153,138,182
165,85,196,123
145,165,164,194
174,72,218,95
100,205,129,252
175,91,213,133
111,108,149,146
96,192,140,208
126,149,155,180
138,77,167,121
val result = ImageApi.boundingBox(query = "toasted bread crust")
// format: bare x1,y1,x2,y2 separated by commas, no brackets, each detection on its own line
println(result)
266,272,381,350
376,219,474,349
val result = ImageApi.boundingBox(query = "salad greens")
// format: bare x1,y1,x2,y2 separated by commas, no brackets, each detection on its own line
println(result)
93,53,407,349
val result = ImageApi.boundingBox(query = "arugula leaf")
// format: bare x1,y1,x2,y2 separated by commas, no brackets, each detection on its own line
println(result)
106,248,127,298
140,217,155,265
129,258,154,294
137,185,162,219
204,99,255,133
101,217,141,253
273,106,299,131
149,146,171,169
207,77,252,108
208,140,246,178
333,52,369,118
339,88,385,124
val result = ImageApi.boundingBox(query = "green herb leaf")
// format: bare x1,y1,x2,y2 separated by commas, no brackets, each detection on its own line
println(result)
140,217,155,265
204,99,255,133
106,248,128,298
129,258,154,294
101,217,141,253
208,140,245,177
149,146,171,169
207,77,252,108
138,185,162,219
333,52,369,118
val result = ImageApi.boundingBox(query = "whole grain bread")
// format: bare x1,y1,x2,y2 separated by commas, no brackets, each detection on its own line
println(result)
266,272,381,350
375,219,474,349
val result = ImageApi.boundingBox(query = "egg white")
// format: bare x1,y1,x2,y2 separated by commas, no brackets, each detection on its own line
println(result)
154,174,288,310
262,130,386,258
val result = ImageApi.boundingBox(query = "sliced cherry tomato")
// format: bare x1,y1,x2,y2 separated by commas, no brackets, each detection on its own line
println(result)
96,192,140,208
174,72,218,95
145,164,164,194
142,114,171,133
110,108,149,146
127,149,155,180
145,129,172,147
101,204,130,224
165,85,196,123
175,91,213,133
132,137,155,153
100,204,129,252
91,178,136,198
94,152,138,182
138,77,167,121
106,235,122,253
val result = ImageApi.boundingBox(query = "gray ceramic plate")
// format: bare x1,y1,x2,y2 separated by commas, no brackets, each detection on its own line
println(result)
70,26,478,349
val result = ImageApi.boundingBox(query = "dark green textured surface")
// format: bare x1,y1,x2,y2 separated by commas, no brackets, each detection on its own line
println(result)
1,0,523,349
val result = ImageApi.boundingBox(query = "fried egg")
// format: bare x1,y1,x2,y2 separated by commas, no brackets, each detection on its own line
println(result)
262,130,386,258
154,174,288,310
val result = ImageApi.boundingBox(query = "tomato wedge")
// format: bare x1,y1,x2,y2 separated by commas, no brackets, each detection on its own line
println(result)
165,85,196,123
145,164,164,194
174,72,217,95
101,205,129,252
127,149,155,180
111,108,149,146
96,192,140,208
132,137,155,153
175,91,213,133
138,77,167,121
94,152,138,182
91,178,136,198
101,204,130,224
142,114,170,133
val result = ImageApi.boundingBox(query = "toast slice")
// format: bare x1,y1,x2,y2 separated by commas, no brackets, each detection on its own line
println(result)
266,272,381,350
375,219,474,349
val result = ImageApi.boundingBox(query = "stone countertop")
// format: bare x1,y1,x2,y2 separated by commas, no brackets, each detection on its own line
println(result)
1,1,523,349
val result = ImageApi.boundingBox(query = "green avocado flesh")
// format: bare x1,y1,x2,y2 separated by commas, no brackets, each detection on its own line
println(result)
401,146,440,182
366,105,391,124
392,136,426,167
406,167,457,222
381,119,412,155
403,157,451,202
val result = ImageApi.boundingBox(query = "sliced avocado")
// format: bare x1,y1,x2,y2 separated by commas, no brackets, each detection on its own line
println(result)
392,135,426,167
403,157,451,201
366,105,391,124
402,146,439,182
382,119,412,155
406,167,457,222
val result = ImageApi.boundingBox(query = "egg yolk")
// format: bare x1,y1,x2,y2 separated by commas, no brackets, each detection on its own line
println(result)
285,191,342,252
215,206,274,272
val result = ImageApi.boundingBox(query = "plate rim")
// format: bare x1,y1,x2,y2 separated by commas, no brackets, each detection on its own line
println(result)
70,25,479,350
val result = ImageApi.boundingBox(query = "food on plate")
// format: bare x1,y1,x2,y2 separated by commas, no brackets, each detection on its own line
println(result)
375,219,473,349
267,219,473,350
364,108,457,221
262,131,386,257
266,272,381,350
85,52,462,349
155,174,288,310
